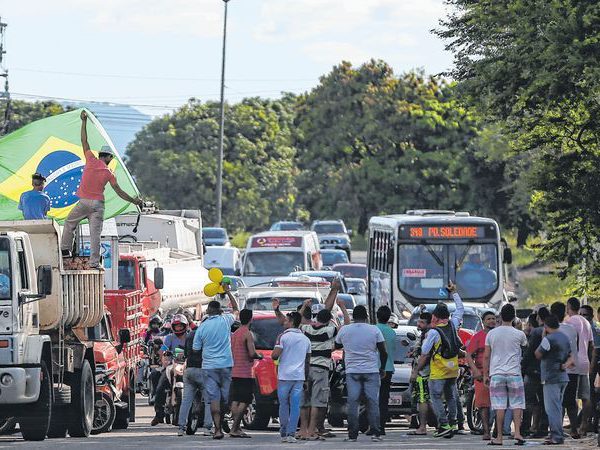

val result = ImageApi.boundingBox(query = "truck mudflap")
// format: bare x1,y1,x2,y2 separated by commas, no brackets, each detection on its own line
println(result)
0,366,41,404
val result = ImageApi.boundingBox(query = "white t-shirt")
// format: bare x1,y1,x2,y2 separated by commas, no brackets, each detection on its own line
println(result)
335,322,384,374
275,328,311,381
485,325,527,376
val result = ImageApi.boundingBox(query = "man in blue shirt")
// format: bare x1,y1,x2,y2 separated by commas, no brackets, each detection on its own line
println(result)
18,173,51,220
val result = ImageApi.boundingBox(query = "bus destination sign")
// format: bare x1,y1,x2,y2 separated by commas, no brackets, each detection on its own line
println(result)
403,226,487,239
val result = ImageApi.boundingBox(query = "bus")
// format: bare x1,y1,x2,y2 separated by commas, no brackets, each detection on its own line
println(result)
367,210,512,319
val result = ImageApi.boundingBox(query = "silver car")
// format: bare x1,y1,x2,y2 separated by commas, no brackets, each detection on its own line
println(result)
387,326,419,418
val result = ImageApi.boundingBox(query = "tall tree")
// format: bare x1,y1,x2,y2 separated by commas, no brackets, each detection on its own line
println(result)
0,100,66,136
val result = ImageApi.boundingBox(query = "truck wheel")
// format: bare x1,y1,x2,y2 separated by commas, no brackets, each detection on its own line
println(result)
0,418,17,435
20,360,51,441
243,401,270,430
92,392,116,434
68,360,94,437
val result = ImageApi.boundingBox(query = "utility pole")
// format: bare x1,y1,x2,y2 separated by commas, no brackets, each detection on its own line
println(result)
0,18,9,134
215,0,230,227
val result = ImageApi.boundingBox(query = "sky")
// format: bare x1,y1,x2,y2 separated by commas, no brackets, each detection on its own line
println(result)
0,0,454,117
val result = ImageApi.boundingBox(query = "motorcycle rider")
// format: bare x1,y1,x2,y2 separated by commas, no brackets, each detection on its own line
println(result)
151,314,190,426
144,314,164,344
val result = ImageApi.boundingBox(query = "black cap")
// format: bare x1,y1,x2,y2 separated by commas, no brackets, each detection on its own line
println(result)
32,173,46,182
432,302,450,319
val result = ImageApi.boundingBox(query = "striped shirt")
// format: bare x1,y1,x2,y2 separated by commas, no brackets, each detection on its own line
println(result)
231,325,254,378
301,323,337,370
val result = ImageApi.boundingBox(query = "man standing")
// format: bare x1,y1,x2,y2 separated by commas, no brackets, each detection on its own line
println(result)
374,305,397,436
483,303,528,446
408,311,432,436
564,297,593,437
177,314,203,436
272,311,311,443
61,111,143,267
466,310,496,441
412,282,464,439
192,289,239,440
229,309,263,438
580,304,600,430
335,305,387,442
535,314,574,445
18,173,51,220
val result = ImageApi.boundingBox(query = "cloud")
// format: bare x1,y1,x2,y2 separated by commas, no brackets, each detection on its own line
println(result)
302,41,371,65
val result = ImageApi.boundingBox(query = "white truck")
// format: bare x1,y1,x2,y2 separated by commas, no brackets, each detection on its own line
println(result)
0,220,112,441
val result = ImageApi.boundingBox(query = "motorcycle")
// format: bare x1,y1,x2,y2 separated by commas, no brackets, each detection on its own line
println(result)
92,367,122,434
163,348,186,425
139,338,163,403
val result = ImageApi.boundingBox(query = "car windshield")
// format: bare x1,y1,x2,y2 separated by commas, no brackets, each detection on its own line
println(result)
203,228,226,238
346,279,366,295
322,251,349,266
279,223,303,231
394,335,413,363
0,238,11,300
244,251,305,276
334,264,367,279
313,223,345,234
250,318,285,350
245,296,318,311
339,295,355,309
118,260,136,290
398,244,498,300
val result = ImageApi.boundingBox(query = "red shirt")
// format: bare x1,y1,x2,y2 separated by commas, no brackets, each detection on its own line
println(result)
77,150,117,201
466,329,488,370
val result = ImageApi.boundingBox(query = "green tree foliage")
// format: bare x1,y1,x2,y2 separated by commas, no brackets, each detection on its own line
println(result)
295,60,497,234
438,0,600,292
0,100,66,136
126,96,303,231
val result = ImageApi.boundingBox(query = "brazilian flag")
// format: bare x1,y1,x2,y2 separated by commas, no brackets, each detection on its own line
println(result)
0,108,140,223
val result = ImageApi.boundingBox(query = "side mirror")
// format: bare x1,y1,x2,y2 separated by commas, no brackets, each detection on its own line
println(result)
347,229,353,237
154,267,164,290
406,332,417,341
118,328,131,344
503,248,513,265
37,265,52,296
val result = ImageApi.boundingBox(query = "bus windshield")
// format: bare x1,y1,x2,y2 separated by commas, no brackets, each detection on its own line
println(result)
398,243,498,300
243,251,305,277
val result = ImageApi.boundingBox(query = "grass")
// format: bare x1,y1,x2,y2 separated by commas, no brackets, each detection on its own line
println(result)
504,231,539,268
519,272,571,308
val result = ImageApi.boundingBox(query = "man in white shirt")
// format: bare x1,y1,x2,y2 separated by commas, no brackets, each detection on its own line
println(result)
272,311,311,443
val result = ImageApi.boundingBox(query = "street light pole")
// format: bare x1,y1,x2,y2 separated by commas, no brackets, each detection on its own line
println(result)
215,0,230,227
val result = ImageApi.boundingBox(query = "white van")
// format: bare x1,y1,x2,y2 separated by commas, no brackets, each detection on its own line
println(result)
204,246,242,275
241,231,322,286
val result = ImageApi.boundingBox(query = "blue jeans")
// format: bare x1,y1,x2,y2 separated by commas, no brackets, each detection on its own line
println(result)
543,382,567,443
178,367,204,430
346,373,381,439
429,378,458,427
278,380,303,437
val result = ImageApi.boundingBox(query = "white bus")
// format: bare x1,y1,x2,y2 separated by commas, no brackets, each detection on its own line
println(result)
367,210,512,318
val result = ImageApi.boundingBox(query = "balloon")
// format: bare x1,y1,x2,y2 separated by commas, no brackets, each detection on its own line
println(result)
208,268,224,283
204,282,220,297
217,285,226,294
222,276,231,285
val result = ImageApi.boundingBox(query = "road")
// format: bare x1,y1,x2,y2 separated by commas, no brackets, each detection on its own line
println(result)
352,250,367,264
0,396,593,449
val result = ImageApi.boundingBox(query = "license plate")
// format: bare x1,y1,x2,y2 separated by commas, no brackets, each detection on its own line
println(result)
389,393,403,405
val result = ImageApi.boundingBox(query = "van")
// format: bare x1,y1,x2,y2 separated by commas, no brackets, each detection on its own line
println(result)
241,231,322,286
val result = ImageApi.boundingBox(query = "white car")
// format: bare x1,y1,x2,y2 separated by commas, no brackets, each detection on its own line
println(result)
204,246,242,276
345,277,367,305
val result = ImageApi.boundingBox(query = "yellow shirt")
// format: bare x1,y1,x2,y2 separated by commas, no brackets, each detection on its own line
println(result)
429,324,459,380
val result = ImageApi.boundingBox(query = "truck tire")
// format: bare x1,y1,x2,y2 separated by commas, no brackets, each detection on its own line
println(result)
19,360,51,441
92,392,116,434
47,406,68,438
67,360,94,437
243,401,270,430
113,375,135,430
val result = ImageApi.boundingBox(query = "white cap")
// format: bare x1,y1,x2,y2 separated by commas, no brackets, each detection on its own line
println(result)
99,145,114,155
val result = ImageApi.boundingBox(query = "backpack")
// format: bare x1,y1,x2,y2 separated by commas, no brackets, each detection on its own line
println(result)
433,321,461,359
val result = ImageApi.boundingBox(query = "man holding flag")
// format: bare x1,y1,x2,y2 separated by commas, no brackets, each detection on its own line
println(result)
61,110,143,268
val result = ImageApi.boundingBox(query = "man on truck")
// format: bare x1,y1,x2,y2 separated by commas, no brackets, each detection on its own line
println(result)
18,173,51,220
61,110,143,268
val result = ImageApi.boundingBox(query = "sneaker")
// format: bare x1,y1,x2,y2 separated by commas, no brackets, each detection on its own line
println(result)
203,429,214,436
150,416,164,426
177,428,184,436
286,436,298,443
371,435,383,442
344,437,357,442
281,436,288,443
433,425,453,438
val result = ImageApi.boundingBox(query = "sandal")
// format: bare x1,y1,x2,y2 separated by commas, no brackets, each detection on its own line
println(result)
487,441,503,446
407,431,427,435
514,438,526,446
319,431,336,438
306,435,326,441
542,440,562,445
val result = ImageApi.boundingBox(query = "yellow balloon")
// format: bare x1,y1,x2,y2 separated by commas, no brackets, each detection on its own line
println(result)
217,284,226,294
204,282,220,297
208,268,224,283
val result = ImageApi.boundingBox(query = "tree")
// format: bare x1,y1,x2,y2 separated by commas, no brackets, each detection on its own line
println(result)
126,96,304,232
0,100,66,136
437,0,600,291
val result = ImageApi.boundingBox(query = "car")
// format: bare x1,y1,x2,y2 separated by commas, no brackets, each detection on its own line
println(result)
204,246,241,275
388,326,420,419
345,278,367,305
332,263,367,280
288,270,349,293
321,249,350,268
241,289,323,311
407,303,484,333
270,221,305,231
225,275,246,290
311,219,352,259
268,276,331,288
202,227,230,246
336,293,356,311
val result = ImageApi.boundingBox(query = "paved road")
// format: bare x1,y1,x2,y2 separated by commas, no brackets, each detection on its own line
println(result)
352,250,367,265
0,396,594,449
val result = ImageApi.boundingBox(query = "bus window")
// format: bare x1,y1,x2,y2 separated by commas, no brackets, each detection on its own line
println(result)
398,244,447,300
453,244,498,299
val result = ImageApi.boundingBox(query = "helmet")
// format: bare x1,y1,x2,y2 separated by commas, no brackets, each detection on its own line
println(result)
171,314,189,336
149,314,163,328
388,313,400,328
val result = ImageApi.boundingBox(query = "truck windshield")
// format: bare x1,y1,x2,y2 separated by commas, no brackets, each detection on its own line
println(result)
398,243,498,300
313,223,345,234
250,318,284,350
243,251,305,277
118,260,136,290
0,238,11,300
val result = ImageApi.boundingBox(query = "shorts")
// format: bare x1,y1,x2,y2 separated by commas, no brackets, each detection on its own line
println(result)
489,374,525,410
302,366,330,408
230,377,254,404
202,367,232,403
563,374,578,409
577,374,591,400
411,375,430,404
474,379,491,408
